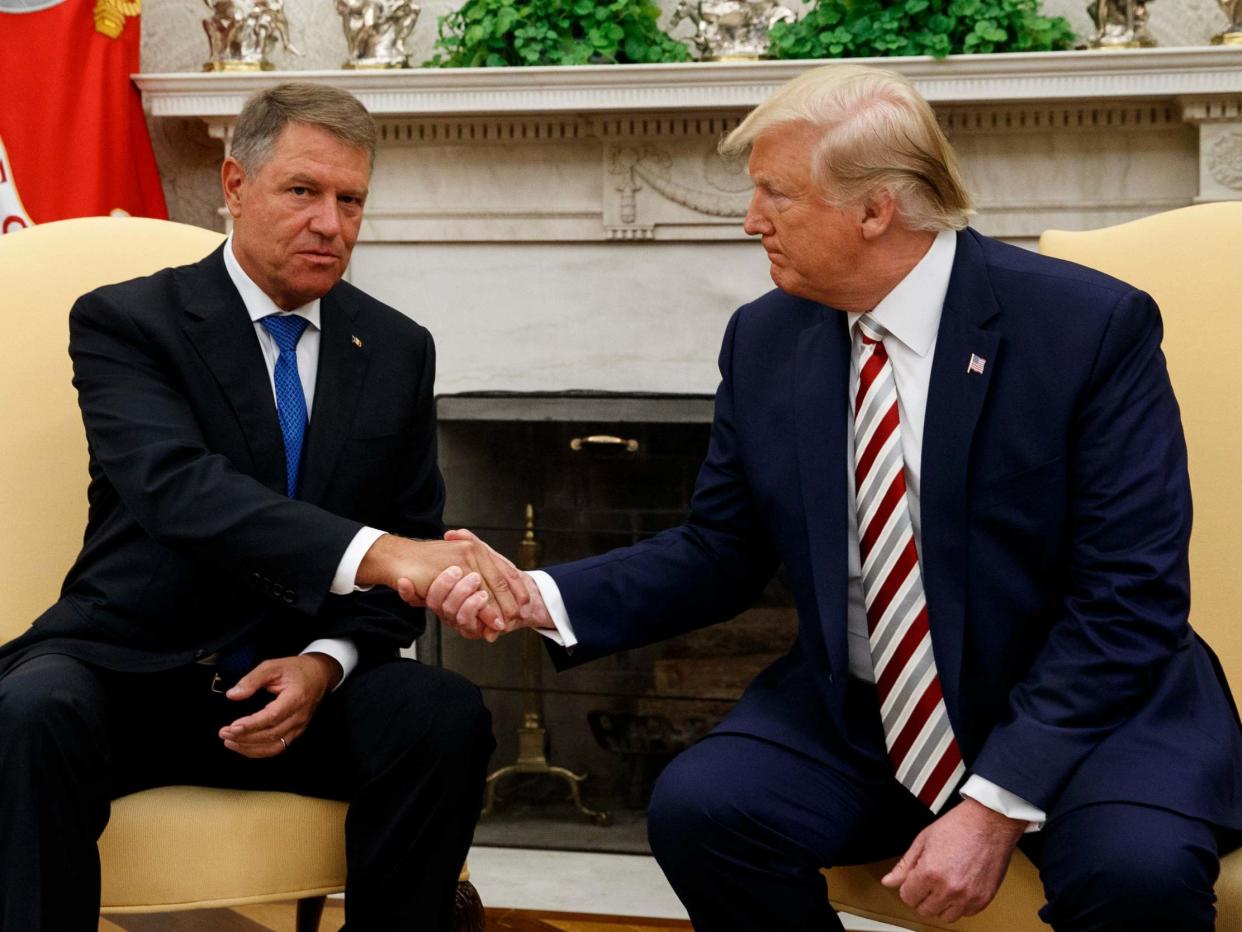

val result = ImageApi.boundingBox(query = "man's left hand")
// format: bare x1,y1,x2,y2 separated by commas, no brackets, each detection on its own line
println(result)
217,653,341,758
880,797,1026,923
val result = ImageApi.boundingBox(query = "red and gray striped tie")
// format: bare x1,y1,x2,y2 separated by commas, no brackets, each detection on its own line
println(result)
853,315,965,812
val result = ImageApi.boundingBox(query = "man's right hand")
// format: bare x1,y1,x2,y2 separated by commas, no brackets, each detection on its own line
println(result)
356,532,529,623
426,528,555,643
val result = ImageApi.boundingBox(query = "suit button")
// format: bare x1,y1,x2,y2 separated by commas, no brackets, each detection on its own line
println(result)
193,648,208,660
282,591,296,605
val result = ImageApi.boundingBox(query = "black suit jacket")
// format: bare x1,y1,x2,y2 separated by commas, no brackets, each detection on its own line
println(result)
3,245,444,673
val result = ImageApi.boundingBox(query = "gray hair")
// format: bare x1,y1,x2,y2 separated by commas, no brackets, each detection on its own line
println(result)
231,82,377,174
721,64,973,232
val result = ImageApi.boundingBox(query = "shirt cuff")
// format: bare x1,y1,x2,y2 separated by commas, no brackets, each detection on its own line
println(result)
528,570,578,650
960,775,1046,833
301,638,359,690
331,526,386,595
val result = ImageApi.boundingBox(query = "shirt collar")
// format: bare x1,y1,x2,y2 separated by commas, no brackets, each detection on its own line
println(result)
847,228,956,358
224,233,321,330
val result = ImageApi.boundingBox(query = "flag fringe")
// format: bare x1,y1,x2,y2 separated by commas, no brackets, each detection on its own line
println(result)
93,0,141,39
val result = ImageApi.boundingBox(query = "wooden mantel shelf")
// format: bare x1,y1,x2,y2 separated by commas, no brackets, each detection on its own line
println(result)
136,47,1242,119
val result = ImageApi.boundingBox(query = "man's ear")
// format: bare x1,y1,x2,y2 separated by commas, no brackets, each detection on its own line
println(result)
221,157,246,220
859,189,898,241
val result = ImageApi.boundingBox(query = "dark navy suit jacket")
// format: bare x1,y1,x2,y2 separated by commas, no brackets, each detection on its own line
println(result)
547,229,1242,828
1,245,445,675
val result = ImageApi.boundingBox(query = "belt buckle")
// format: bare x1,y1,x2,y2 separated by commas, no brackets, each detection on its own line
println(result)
210,671,226,694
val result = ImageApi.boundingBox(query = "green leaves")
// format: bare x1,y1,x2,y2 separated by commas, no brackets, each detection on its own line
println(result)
428,0,691,67
768,0,1075,60
429,0,1074,67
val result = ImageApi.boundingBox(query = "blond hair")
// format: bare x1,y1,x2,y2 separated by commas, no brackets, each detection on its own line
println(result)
721,64,973,232
232,82,377,174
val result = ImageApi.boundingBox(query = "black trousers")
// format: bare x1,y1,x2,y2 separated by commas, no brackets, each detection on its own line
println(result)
648,733,1232,932
0,652,494,931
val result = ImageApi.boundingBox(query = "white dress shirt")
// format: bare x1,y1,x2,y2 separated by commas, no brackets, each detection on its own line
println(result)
531,230,1044,829
224,235,387,685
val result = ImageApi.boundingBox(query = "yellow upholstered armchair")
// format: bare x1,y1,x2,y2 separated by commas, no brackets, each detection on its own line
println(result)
823,203,1242,931
0,217,480,930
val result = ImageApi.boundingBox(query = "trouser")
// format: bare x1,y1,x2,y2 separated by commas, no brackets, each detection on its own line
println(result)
648,732,1231,932
0,652,494,931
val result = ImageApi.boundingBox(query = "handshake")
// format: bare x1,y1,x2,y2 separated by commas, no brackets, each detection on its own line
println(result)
357,528,553,642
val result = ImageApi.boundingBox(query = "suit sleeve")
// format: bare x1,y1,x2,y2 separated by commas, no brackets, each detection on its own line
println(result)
545,309,781,667
69,289,363,619
970,290,1194,810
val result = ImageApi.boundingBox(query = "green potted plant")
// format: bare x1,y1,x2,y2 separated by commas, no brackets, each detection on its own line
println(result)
768,0,1076,59
428,0,692,66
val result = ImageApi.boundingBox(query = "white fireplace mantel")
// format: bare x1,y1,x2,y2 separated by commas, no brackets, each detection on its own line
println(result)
138,49,1242,248
138,47,1242,116
136,50,1242,395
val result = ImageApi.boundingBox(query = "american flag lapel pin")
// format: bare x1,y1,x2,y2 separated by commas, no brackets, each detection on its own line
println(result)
966,353,987,375
351,335,363,349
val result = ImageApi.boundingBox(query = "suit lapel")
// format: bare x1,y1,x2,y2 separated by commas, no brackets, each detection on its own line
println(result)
794,312,853,684
920,229,1001,730
298,287,369,505
179,246,287,495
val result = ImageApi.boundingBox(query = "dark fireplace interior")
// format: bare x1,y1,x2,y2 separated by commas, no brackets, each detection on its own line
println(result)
429,393,798,853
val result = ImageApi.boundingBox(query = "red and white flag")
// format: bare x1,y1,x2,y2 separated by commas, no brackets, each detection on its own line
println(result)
0,0,167,234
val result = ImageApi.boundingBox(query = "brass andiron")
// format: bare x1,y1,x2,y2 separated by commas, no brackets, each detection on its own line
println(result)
479,504,611,827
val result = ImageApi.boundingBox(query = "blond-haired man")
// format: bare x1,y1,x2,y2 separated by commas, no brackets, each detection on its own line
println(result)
431,65,1242,930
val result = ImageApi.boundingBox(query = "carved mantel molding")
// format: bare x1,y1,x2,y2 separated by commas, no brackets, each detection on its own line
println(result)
138,48,1242,116
137,48,1242,244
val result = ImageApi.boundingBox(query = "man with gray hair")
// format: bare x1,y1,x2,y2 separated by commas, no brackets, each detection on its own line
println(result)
0,82,527,929
429,64,1242,930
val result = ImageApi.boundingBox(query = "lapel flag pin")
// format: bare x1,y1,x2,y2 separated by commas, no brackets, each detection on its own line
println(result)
351,335,363,349
966,353,987,375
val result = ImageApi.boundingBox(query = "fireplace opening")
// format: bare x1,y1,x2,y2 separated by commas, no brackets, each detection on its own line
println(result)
431,392,799,854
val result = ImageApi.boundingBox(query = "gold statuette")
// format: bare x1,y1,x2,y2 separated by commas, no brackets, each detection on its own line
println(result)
1215,0,1242,45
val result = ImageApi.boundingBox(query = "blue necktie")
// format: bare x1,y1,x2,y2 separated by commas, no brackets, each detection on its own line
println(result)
260,314,311,499
214,315,310,680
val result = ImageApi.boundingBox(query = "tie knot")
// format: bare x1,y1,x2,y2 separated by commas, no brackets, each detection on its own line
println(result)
855,315,887,347
261,313,311,353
